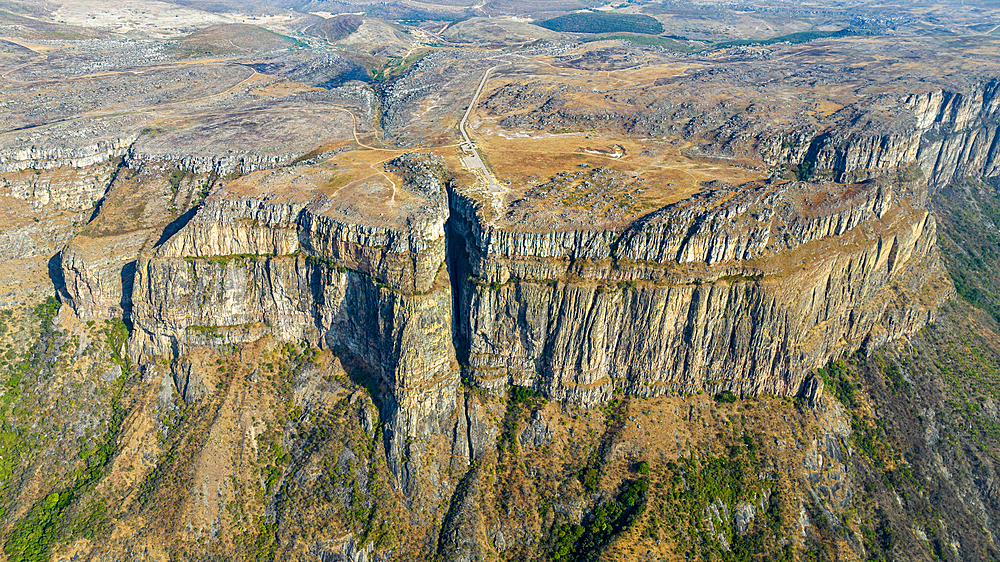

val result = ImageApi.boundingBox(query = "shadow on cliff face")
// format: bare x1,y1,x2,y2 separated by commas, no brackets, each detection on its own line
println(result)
335,349,388,412
436,467,487,562
47,252,65,299
332,347,396,472
334,347,420,497
119,260,136,330
154,205,199,248
445,217,471,369
86,156,126,225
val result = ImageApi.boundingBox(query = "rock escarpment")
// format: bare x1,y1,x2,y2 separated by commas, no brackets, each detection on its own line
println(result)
119,103,963,475
128,154,460,493
56,160,218,321
41,73,995,510
40,79,995,442
7,26,1000,561
449,176,949,405
762,80,1000,189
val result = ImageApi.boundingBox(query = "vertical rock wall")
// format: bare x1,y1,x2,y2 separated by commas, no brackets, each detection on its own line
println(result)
127,155,461,492
449,178,949,405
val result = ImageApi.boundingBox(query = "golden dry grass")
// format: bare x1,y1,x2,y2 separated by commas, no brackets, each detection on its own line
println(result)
445,51,779,227
245,77,324,98
226,150,396,202
0,195,35,229
219,142,460,227
467,130,764,226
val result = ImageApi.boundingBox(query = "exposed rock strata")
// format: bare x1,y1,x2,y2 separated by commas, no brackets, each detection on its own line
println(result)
122,156,953,471
59,163,207,321
128,154,459,491
36,73,988,509
449,177,950,405
784,80,1000,189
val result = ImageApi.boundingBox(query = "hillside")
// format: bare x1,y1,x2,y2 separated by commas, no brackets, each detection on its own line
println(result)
176,23,304,55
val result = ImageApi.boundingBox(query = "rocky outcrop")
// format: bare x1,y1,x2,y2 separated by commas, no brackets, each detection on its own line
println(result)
910,81,1000,188
60,237,143,321
0,162,121,307
149,159,448,296
36,79,980,517
449,176,950,405
0,162,116,211
763,80,1000,189
121,144,953,481
437,470,490,562
58,163,208,321
0,135,137,173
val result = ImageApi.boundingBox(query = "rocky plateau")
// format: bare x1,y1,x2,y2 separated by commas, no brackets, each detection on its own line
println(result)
2,1,1000,561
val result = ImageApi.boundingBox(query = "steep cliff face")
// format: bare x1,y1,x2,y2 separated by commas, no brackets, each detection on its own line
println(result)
449,175,949,405
8,24,1000,561
0,162,118,307
762,80,1000,189
909,80,1000,188
37,80,974,511
128,154,462,494
122,104,958,469
58,162,213,321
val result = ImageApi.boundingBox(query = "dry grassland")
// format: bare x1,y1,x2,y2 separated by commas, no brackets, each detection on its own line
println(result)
220,143,458,226
464,56,769,227
51,0,233,37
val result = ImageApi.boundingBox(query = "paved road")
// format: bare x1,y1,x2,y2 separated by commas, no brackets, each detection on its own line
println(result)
459,64,505,194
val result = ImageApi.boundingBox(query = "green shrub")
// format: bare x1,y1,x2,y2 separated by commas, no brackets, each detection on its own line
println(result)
511,385,542,405
552,479,649,562
714,390,738,404
580,467,599,492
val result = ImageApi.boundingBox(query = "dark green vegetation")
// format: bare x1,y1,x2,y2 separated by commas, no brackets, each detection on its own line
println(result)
255,349,398,559
0,300,61,518
497,385,546,462
650,434,791,562
935,177,1000,322
128,342,399,561
1,304,130,562
712,28,856,50
550,479,648,562
167,169,194,195
535,13,664,35
714,390,738,404
537,396,647,562
598,172,1000,561
801,305,1000,562
373,50,432,82
576,399,628,493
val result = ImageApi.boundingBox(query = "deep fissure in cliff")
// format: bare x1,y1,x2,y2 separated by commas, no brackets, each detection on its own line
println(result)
444,186,472,377
443,186,479,464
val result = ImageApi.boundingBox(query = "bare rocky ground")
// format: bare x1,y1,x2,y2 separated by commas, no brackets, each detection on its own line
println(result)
1,1,1000,562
